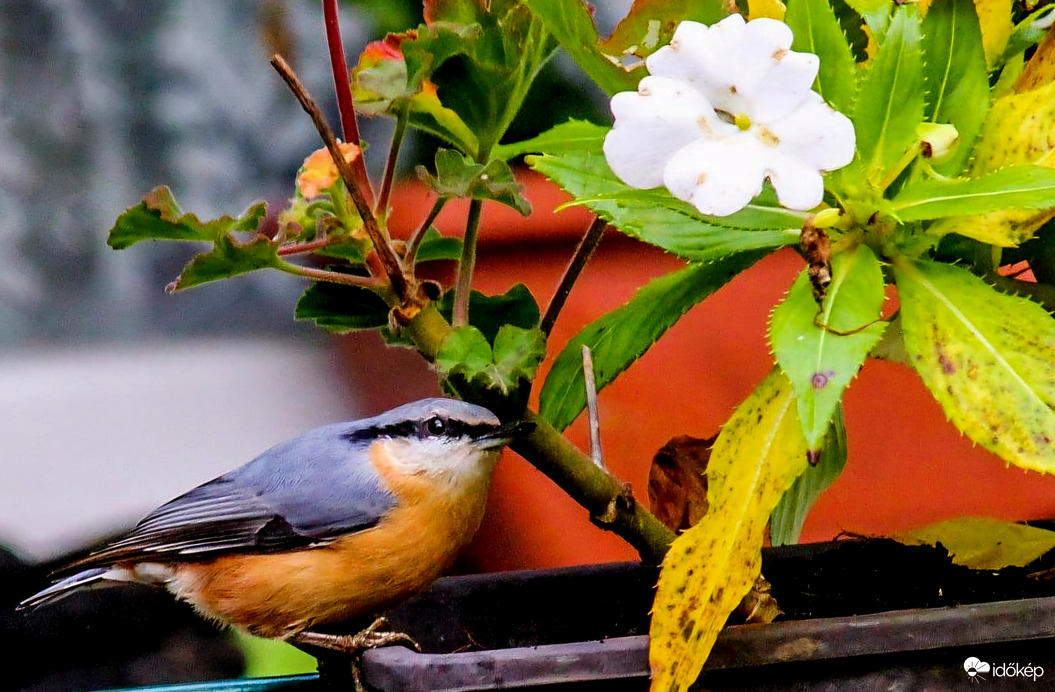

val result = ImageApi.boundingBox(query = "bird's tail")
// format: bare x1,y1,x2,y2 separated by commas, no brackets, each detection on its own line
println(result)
17,567,129,611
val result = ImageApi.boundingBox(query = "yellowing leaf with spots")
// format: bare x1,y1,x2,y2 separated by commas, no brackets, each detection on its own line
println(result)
895,259,1055,474
650,370,809,692
973,0,1012,67
748,0,787,21
895,516,1055,570
929,80,1055,246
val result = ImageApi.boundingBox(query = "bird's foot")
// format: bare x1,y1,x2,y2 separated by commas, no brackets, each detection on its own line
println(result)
292,618,420,692
293,616,420,653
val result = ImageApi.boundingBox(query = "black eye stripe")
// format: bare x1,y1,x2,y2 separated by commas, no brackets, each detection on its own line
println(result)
342,419,500,443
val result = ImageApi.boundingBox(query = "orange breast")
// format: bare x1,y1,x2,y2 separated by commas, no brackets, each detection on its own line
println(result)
169,443,491,639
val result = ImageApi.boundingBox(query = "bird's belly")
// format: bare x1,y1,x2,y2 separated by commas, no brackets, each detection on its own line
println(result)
169,489,487,639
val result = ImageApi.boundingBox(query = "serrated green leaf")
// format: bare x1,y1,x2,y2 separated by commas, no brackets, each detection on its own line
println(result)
493,324,546,383
529,151,801,262
524,0,644,95
920,0,990,176
650,370,809,692
894,516,1055,570
413,227,463,262
851,6,924,188
771,407,848,546
108,186,267,250
493,119,608,160
436,325,494,378
294,282,390,333
418,149,532,215
539,252,766,432
892,165,1055,228
786,0,858,114
770,245,886,447
171,235,282,291
896,259,1055,474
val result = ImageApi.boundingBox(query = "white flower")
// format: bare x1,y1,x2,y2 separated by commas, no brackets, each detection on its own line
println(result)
603,15,855,217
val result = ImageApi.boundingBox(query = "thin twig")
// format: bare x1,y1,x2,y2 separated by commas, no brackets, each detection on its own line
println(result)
540,217,607,336
277,238,333,256
279,261,383,288
321,0,373,205
405,197,448,268
453,198,484,326
377,102,409,219
271,54,409,301
582,345,605,471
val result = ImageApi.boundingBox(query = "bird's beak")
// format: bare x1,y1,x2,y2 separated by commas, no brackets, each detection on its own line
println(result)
476,420,535,449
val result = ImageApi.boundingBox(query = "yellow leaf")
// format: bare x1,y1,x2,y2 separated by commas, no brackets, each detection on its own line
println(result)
973,0,1013,68
895,516,1055,570
930,80,1055,245
649,370,809,692
748,0,787,21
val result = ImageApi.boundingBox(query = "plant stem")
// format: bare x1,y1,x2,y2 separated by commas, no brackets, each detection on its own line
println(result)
377,103,409,219
271,54,410,302
278,238,333,256
405,197,448,268
540,216,606,336
279,260,382,288
452,198,484,326
402,304,675,564
321,0,373,205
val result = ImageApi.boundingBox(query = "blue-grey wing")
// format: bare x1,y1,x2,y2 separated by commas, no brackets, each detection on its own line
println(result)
56,423,396,574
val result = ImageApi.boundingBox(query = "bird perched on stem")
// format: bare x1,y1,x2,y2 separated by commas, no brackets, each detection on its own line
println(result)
20,398,527,657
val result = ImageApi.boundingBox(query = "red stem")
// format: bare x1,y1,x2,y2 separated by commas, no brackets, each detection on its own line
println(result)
322,0,373,205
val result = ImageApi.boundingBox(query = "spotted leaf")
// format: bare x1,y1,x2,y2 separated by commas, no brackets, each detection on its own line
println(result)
650,370,809,692
896,259,1055,474
770,245,886,448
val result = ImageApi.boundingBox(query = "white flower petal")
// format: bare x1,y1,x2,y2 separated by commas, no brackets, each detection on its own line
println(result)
604,76,721,189
766,92,856,171
648,17,749,114
663,137,767,216
766,154,825,210
740,50,819,123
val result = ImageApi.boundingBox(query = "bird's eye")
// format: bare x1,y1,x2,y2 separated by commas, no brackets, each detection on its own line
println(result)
425,417,446,436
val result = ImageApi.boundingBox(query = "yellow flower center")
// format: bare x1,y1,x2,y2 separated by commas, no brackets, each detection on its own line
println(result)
734,113,752,131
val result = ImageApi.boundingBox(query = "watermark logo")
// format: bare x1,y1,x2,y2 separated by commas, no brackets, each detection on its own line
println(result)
964,657,1044,683
964,657,991,681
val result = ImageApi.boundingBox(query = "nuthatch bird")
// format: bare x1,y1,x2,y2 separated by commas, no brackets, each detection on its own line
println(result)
20,398,525,651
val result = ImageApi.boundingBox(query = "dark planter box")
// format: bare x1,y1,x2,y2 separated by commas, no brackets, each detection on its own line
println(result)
347,539,1055,691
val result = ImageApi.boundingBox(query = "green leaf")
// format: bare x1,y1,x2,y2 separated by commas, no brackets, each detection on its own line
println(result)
770,407,848,546
436,325,495,377
524,0,643,95
770,245,886,447
108,186,266,250
417,149,532,215
851,6,924,188
892,166,1055,228
493,119,608,160
294,282,390,333
650,370,809,692
895,259,1055,474
493,324,547,384
894,516,1055,570
786,0,858,114
413,227,463,262
539,252,766,432
434,283,541,344
920,0,990,176
529,151,801,262
171,235,283,291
